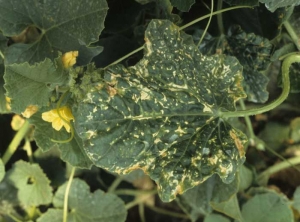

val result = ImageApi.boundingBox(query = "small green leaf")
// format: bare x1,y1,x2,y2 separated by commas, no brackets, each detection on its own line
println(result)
292,186,300,213
8,160,53,207
211,194,243,221
74,20,247,202
0,159,4,182
53,178,127,222
170,0,195,12
4,57,67,113
37,209,63,222
204,214,231,222
259,0,300,12
29,109,93,169
176,174,239,221
0,0,108,65
241,191,293,222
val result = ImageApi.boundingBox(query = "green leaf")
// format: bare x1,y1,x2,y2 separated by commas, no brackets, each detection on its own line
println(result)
223,0,259,6
238,165,253,191
0,159,4,182
170,0,195,12
0,32,9,114
8,160,53,207
259,0,300,12
211,194,243,221
241,191,293,222
0,0,108,65
292,186,300,213
176,174,239,221
73,20,247,202
4,57,68,113
204,214,230,222
53,178,127,222
37,209,63,222
0,173,19,219
29,109,93,169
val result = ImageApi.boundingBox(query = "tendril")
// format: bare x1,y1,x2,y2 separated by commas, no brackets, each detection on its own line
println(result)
51,90,75,143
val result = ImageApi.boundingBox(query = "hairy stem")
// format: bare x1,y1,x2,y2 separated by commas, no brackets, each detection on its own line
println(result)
107,176,123,193
63,167,76,222
217,0,225,35
2,120,31,165
257,156,300,185
222,54,300,118
283,21,300,51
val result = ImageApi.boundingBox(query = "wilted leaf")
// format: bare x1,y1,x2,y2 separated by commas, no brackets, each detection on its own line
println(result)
29,109,93,169
53,178,127,222
241,191,293,222
176,174,239,221
259,0,300,12
170,0,195,12
4,57,67,113
73,20,247,202
0,0,108,65
8,160,53,207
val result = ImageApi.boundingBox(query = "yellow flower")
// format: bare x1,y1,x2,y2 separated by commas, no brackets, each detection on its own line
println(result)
62,51,79,68
42,106,74,132
22,105,39,118
5,97,11,111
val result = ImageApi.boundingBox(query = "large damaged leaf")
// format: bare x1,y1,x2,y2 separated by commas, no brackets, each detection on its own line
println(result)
73,20,247,202
199,26,273,103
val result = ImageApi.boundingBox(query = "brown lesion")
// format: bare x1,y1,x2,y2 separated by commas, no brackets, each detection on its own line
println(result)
106,84,118,97
230,130,246,157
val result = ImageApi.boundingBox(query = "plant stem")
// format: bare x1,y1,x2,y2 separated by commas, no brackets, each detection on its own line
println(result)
139,204,146,222
2,120,31,165
63,167,76,222
107,176,123,193
257,156,300,185
105,5,252,68
197,0,214,47
217,0,225,35
146,205,190,219
239,100,256,146
283,21,300,51
222,54,300,118
113,189,157,196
